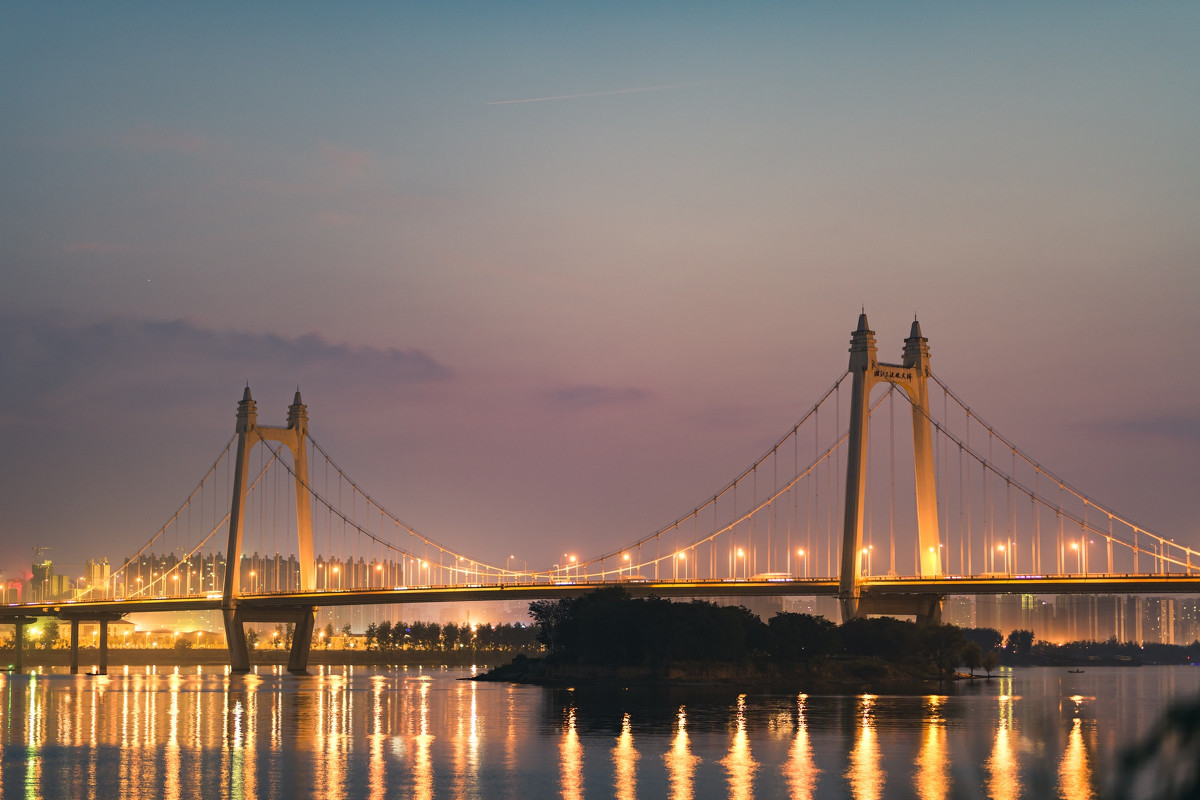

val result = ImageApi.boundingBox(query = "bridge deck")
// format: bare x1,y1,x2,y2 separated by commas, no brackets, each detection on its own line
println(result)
5,574,1198,621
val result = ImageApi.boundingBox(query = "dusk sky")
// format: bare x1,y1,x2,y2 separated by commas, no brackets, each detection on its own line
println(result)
2,3,1198,582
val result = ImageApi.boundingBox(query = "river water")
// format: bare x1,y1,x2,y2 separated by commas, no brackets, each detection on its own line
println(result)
1,663,1197,799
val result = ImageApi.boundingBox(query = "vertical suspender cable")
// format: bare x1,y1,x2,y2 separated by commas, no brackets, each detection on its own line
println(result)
889,387,896,576
965,409,972,576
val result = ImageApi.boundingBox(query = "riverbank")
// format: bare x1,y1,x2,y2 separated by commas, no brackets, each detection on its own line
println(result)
4,648,529,669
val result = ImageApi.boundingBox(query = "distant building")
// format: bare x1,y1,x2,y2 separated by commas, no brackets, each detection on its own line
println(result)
1178,598,1200,645
29,559,70,602
3,581,21,604
943,596,974,628
81,558,111,599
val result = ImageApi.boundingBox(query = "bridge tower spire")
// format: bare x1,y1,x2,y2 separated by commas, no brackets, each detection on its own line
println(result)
840,313,943,622
221,387,317,673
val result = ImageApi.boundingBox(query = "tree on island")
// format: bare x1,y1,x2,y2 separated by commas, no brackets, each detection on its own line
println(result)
1006,629,1034,657
982,649,999,677
963,641,984,677
767,613,836,661
963,627,1003,653
921,624,969,679
525,588,970,681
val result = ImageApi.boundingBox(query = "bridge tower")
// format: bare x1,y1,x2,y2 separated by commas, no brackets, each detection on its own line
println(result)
221,387,318,673
840,313,944,622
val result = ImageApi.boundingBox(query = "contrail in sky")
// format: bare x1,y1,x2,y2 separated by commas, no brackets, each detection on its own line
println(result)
487,82,705,105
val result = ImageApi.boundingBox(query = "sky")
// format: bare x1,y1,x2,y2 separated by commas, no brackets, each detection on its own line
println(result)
2,2,1198,584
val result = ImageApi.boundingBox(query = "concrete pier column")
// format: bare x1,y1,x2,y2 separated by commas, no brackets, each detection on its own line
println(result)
69,619,80,674
13,619,25,673
287,608,316,674
223,607,251,673
98,620,109,675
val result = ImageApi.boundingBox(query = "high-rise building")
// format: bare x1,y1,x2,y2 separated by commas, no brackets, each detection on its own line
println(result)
29,559,69,602
82,558,111,598
1177,598,1200,645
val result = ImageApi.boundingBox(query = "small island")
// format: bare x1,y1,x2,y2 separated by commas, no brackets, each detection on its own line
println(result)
476,587,996,692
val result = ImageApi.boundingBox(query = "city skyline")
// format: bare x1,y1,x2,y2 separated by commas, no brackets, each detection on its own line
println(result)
3,4,1198,578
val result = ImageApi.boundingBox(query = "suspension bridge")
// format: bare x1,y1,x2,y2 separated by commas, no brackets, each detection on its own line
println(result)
4,313,1197,673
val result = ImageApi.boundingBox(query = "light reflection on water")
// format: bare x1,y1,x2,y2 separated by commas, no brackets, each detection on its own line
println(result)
847,694,883,800
560,705,583,800
613,712,638,800
1059,696,1094,800
664,705,700,800
0,665,1196,799
914,695,948,800
720,694,758,800
782,694,818,800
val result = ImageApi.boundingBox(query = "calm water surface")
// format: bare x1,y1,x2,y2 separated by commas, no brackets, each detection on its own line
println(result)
2,663,1197,799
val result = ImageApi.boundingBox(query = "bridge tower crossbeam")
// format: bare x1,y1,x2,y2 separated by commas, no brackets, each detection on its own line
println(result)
840,313,943,621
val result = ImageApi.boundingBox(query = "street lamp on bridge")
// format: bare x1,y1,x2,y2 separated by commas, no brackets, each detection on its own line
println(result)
796,548,807,579
928,545,945,576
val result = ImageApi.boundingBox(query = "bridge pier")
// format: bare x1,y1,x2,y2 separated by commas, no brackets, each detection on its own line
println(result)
10,617,36,672
69,619,79,674
224,604,317,674
98,618,109,675
61,613,122,675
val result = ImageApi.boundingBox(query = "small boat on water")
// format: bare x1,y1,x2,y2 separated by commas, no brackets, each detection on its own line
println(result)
1067,668,1084,674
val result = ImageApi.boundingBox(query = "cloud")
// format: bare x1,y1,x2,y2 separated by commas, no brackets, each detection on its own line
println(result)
544,384,650,409
0,313,450,424
1092,412,1200,443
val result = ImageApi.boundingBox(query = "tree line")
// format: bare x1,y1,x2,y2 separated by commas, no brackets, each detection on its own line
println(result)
530,588,1014,679
363,620,540,652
